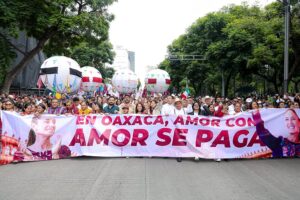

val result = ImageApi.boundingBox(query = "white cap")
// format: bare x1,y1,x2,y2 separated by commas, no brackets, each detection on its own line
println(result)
246,98,252,103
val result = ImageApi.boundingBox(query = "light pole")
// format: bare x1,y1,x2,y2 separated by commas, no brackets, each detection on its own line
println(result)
264,64,270,94
283,0,290,94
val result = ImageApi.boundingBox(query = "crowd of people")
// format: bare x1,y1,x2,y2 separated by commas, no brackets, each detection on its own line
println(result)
0,92,299,163
0,93,299,116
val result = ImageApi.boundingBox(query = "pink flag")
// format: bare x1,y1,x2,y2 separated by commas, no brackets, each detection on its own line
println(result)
37,76,43,89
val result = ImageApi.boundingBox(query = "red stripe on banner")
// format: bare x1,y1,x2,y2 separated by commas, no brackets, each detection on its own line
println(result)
82,77,90,82
148,78,157,84
93,77,103,83
166,79,171,84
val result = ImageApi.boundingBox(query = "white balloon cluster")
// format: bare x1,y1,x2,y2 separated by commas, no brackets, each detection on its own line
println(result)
40,56,82,93
112,69,138,94
145,69,171,93
80,66,103,92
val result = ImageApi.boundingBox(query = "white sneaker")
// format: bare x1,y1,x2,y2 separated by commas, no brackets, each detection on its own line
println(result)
215,158,221,162
194,157,200,161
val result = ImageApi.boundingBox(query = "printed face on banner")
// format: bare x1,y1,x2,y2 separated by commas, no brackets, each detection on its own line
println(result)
253,109,300,157
31,117,56,138
0,114,75,164
284,110,300,135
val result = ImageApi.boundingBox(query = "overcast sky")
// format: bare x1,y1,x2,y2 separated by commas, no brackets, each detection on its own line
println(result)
108,0,275,80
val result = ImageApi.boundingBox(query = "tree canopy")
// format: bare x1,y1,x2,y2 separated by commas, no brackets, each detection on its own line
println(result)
159,1,300,96
0,0,116,93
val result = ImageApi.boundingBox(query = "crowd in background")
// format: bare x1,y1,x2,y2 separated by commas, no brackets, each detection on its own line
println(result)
1,92,299,163
0,92,299,117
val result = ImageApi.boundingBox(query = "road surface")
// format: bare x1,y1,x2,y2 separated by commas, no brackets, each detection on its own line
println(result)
0,158,299,200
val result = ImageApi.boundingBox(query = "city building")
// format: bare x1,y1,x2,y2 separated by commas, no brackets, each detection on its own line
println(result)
7,31,46,90
108,45,135,72
146,65,157,73
128,51,135,72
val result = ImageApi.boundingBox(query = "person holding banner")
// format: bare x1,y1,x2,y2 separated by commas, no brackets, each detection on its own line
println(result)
121,105,130,114
36,103,46,115
47,99,67,115
174,98,186,115
135,103,146,114
253,109,300,157
149,100,161,115
4,99,15,112
65,100,79,115
290,102,299,109
20,103,32,116
78,101,92,115
161,96,175,115
188,102,202,116
173,98,185,162
103,96,119,114
13,116,71,161
119,95,135,114
143,101,150,115
92,102,103,114
233,102,243,115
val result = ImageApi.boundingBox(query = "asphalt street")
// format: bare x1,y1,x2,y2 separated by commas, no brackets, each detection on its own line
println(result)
0,158,299,200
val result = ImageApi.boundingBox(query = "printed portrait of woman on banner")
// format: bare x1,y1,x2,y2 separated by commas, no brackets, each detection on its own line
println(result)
13,116,71,161
253,109,300,157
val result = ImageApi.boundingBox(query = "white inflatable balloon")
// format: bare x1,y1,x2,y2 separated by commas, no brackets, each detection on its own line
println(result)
81,66,103,92
145,69,171,93
40,56,82,93
112,69,138,94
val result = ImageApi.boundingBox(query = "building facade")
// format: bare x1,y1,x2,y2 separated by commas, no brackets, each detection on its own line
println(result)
146,65,157,73
128,51,135,72
108,45,135,73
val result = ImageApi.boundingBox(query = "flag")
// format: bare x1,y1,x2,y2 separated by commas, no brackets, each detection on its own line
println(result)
103,84,108,96
52,74,57,95
44,75,49,85
37,76,43,89
135,87,143,100
66,76,71,93
181,80,190,99
142,86,147,98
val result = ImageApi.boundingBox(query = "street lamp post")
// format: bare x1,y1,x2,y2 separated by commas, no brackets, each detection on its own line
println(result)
221,69,225,97
283,0,290,94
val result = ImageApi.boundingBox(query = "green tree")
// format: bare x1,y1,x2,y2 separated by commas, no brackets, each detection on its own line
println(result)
0,0,116,93
290,2,300,92
102,66,115,79
0,37,16,85
160,2,300,96
66,41,115,79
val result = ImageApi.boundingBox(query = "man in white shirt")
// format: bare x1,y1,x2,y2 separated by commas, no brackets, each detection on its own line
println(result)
233,102,243,115
183,99,193,114
161,96,175,115
173,97,186,163
174,98,186,115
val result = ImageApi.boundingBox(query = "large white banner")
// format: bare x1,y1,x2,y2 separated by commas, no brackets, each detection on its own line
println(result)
1,109,299,164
